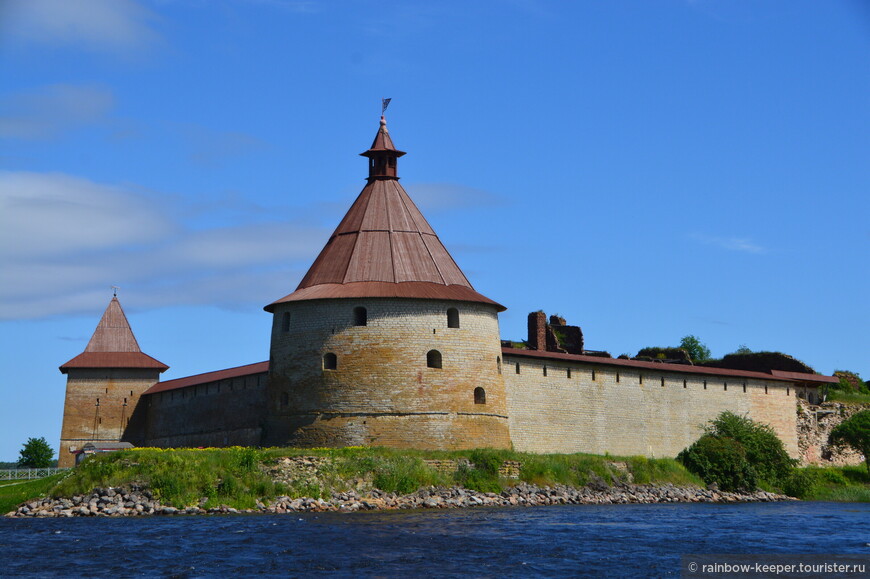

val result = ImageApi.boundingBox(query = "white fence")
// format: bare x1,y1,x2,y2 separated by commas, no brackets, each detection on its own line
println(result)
0,468,70,481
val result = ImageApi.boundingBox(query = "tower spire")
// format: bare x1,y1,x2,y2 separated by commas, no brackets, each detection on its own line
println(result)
360,112,405,181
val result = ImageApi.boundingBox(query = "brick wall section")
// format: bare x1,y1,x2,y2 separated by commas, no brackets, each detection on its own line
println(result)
503,356,799,458
58,368,161,468
141,372,268,448
527,312,547,351
265,298,511,449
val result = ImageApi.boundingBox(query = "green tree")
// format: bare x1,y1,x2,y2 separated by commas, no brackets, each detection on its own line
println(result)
679,335,712,363
828,411,870,474
17,437,54,468
733,345,752,355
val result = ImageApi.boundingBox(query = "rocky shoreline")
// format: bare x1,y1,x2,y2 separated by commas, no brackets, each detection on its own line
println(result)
6,483,794,518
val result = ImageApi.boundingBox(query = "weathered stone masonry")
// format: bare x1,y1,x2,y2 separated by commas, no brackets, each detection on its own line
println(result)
263,298,510,450
502,352,799,458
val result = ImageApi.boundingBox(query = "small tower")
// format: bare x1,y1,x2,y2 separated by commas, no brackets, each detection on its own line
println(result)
58,296,168,467
264,113,511,449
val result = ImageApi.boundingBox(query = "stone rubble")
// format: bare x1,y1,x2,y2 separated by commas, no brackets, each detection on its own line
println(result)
6,482,793,518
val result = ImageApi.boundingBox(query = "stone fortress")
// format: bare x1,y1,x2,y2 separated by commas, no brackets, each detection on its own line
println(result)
57,115,837,468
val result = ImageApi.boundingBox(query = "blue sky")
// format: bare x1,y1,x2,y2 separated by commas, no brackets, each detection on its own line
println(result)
1,0,867,461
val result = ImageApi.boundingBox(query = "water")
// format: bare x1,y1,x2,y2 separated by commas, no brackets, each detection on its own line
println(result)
1,502,868,577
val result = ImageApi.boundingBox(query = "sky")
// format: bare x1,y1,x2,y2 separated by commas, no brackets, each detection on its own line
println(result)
0,0,867,462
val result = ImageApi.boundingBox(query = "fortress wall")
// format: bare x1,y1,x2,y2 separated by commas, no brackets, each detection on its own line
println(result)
503,356,799,458
58,368,161,468
265,298,511,449
142,372,268,448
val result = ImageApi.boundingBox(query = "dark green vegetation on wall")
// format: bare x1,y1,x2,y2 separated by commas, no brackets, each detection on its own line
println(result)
828,410,870,474
826,372,870,404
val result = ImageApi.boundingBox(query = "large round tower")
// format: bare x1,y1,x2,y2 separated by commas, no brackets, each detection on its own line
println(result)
263,115,510,449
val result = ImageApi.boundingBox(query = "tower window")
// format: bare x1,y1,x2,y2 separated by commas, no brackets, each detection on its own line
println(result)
474,387,486,405
683,380,687,388
639,375,644,385
515,362,521,374
543,366,548,377
323,352,337,370
703,380,707,390
497,356,502,374
615,372,618,383
567,368,572,379
724,382,728,391
353,306,367,326
592,370,597,381
281,312,291,332
447,307,460,328
743,383,747,393
427,350,442,369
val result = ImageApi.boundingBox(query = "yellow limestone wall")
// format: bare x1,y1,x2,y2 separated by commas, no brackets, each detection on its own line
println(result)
265,298,511,449
503,356,799,458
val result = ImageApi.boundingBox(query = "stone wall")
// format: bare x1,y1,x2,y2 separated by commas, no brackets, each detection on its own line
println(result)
265,298,511,449
797,399,867,466
141,372,268,448
503,355,799,458
59,368,162,468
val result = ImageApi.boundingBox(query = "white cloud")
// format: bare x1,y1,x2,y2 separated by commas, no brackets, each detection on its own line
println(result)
0,171,328,320
0,171,171,258
0,84,115,140
690,233,768,254
1,0,159,53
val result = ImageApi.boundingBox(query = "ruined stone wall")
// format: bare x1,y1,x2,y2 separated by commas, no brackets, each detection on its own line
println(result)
264,298,510,450
142,372,268,448
58,368,161,468
797,399,867,466
503,356,800,458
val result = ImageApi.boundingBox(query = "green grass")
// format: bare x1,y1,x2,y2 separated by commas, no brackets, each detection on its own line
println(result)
20,447,870,513
52,447,286,509
826,391,870,404
783,465,870,502
0,473,68,514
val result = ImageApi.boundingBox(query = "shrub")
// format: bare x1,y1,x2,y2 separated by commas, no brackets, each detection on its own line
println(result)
704,411,796,484
828,410,870,474
677,434,757,492
677,411,796,491
782,468,820,499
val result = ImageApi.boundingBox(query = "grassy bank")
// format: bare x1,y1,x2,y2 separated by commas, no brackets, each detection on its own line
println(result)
9,447,866,512
9,447,702,511
786,465,870,502
0,473,68,514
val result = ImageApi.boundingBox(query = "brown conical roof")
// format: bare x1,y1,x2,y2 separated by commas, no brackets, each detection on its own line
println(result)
365,115,403,153
60,297,169,373
266,116,503,312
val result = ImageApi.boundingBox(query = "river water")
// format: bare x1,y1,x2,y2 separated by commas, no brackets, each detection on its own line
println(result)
1,502,868,577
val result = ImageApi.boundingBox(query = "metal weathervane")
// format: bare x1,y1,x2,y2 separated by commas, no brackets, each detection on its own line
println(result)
382,98,391,115
111,285,120,297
